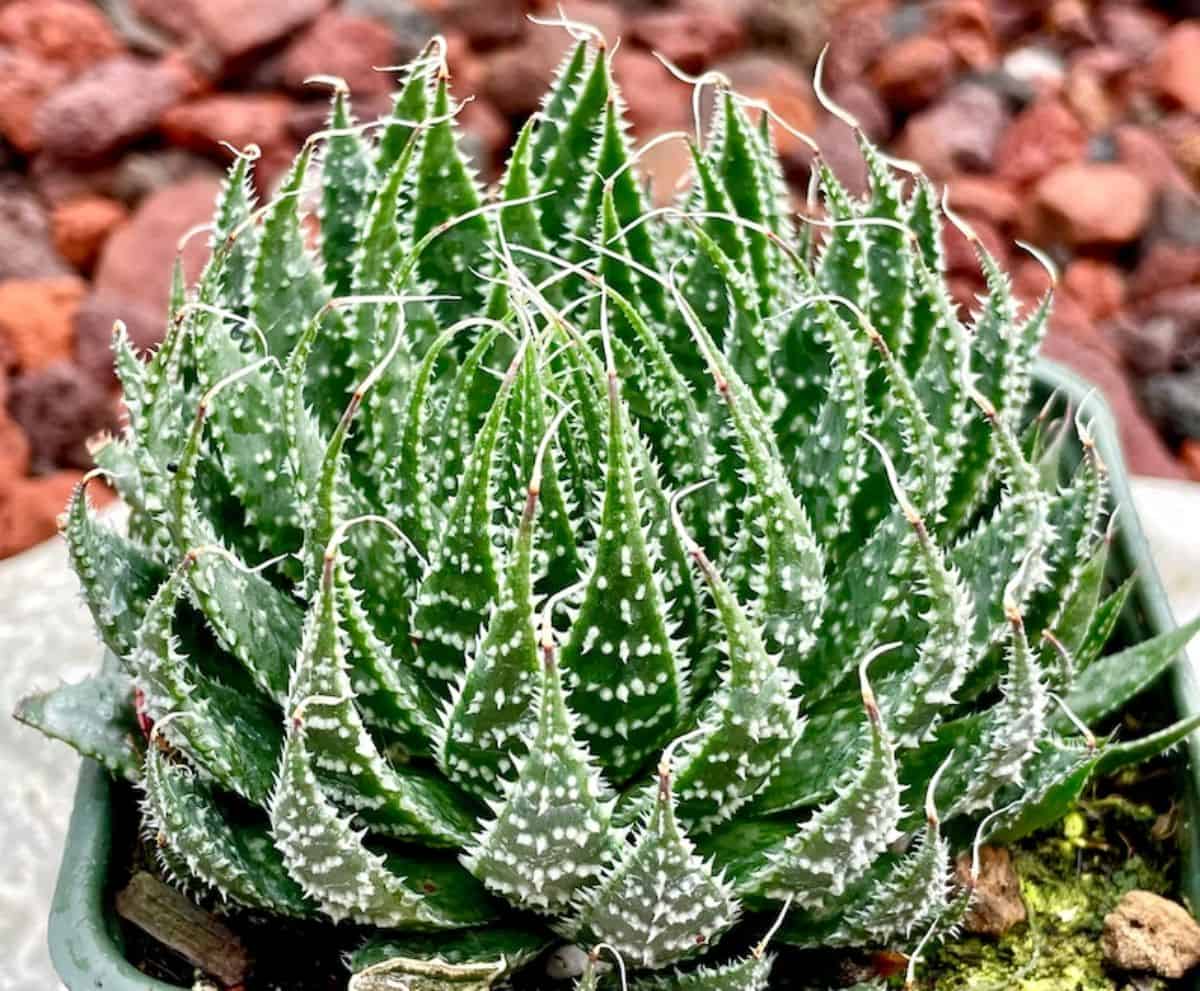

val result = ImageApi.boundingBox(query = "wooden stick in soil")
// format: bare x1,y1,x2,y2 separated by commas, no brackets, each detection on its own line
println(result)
115,871,250,987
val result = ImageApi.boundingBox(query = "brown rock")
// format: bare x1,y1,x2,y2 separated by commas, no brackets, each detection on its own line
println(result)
1152,23,1200,114
1130,240,1200,301
34,56,187,162
133,0,329,65
51,196,127,274
612,50,693,138
0,0,122,75
995,98,1087,186
280,10,397,97
73,290,163,386
0,276,85,373
945,175,1021,228
0,49,68,154
161,94,293,162
1041,327,1187,479
1034,163,1152,246
871,35,955,110
954,847,1027,937
894,82,1010,179
1103,890,1200,979
7,362,116,472
95,175,220,317
1063,259,1126,322
0,470,88,559
629,8,744,75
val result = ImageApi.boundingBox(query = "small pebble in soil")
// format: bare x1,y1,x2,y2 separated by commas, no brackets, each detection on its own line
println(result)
1103,890,1200,979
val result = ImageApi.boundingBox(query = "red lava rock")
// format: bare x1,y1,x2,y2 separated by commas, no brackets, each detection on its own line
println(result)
738,0,830,63
948,274,985,314
942,216,1010,278
443,29,486,101
51,196,128,274
133,0,329,65
0,183,71,280
0,469,104,559
717,55,816,171
0,49,68,155
73,290,163,386
1047,0,1096,45
612,50,693,138
995,98,1087,186
1098,3,1167,62
0,276,86,374
478,0,622,117
1109,311,1186,378
280,10,397,97
1181,439,1200,482
629,8,744,75
1114,124,1193,195
870,35,956,110
34,56,188,163
7,361,117,472
934,0,998,70
1012,254,1055,310
1041,327,1187,479
0,375,32,478
638,137,694,208
814,117,869,198
945,174,1021,228
1152,22,1200,114
1034,163,1152,246
1063,258,1126,322
458,99,509,176
95,175,221,318
1130,240,1200,301
827,81,891,142
481,38,567,118
894,83,1010,180
0,0,123,75
441,0,525,51
1064,48,1130,134
161,94,293,162
822,1,890,87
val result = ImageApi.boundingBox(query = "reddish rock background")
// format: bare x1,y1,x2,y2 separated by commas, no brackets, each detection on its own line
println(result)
1,0,1198,559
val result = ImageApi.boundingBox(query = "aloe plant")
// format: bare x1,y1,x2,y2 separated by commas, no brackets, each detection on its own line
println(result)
17,30,1200,990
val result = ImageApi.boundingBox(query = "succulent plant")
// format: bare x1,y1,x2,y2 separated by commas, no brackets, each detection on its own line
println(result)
18,27,1200,990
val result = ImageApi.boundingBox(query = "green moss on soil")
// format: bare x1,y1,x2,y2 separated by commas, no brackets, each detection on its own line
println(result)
924,794,1177,991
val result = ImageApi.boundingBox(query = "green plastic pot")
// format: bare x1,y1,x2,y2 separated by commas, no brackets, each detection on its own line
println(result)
45,360,1200,990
